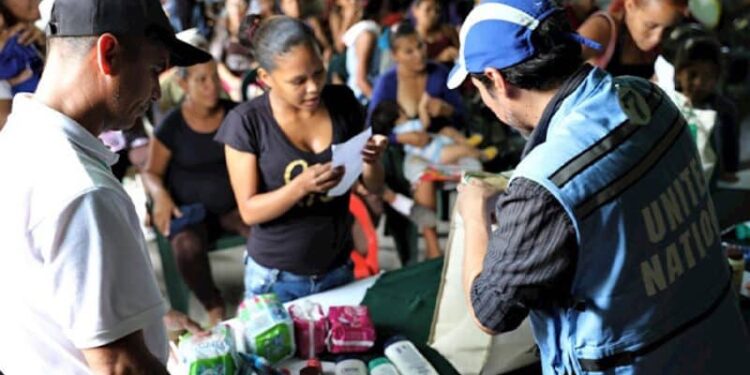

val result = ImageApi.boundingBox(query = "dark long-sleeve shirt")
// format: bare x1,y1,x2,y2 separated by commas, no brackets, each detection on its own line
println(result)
470,177,578,332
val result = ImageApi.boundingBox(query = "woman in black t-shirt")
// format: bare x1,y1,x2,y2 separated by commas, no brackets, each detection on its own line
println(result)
143,59,250,325
215,16,387,303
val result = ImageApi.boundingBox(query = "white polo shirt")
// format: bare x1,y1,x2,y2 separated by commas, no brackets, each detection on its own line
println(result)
0,95,168,374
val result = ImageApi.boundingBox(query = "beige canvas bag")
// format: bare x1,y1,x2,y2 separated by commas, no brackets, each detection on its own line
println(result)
428,172,538,374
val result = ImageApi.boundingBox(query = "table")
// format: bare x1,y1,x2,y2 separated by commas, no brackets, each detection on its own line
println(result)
714,170,750,229
168,258,549,374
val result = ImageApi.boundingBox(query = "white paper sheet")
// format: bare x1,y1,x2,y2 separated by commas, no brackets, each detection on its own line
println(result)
327,127,372,197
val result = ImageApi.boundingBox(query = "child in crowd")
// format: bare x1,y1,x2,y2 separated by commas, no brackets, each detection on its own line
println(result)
371,98,497,165
0,13,42,95
411,0,459,65
673,36,740,184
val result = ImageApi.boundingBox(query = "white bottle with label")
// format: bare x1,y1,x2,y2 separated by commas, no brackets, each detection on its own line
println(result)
369,357,401,375
334,358,368,375
384,336,439,375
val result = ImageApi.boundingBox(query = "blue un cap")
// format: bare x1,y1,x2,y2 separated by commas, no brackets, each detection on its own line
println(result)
447,0,601,89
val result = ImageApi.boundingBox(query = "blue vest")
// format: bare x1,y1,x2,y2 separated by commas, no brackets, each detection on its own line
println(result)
512,68,750,374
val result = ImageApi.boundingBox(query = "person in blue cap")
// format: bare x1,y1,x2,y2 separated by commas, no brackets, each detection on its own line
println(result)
453,0,750,374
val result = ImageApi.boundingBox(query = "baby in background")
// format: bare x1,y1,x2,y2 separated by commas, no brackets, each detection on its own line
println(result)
371,97,497,165
0,13,43,95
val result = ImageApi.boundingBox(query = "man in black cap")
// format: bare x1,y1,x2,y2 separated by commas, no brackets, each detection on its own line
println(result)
0,1,211,373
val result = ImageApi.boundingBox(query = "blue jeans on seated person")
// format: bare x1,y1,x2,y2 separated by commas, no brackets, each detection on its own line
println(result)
244,255,354,303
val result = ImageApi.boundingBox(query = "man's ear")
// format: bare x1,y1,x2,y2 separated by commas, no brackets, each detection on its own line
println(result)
484,67,509,98
97,33,121,76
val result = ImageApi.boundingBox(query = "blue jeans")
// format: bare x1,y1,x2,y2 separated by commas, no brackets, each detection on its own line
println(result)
244,256,354,303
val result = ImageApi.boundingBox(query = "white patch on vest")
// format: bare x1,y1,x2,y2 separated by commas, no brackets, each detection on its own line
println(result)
639,156,717,297
617,85,652,126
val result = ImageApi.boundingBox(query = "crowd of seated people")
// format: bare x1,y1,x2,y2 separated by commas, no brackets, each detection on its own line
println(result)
2,0,749,324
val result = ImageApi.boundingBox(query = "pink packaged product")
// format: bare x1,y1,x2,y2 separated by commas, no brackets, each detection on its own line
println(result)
326,306,376,353
287,302,328,358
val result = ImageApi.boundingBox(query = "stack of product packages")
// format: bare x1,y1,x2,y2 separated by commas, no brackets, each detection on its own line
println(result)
176,294,386,374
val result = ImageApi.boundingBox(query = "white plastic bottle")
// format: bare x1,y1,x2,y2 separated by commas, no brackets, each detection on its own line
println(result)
335,358,368,375
369,357,401,375
384,336,439,375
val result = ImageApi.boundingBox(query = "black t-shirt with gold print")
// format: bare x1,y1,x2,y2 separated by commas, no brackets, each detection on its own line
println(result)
215,85,365,275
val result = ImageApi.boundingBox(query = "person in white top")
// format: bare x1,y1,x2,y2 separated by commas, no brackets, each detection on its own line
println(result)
0,0,212,374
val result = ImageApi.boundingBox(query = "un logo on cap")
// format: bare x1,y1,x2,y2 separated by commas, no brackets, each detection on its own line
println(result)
616,85,651,126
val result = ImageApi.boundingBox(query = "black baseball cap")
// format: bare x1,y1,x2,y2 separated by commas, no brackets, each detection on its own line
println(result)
46,0,212,67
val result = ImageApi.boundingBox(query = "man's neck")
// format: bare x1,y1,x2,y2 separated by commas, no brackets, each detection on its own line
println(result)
33,64,108,137
514,87,559,133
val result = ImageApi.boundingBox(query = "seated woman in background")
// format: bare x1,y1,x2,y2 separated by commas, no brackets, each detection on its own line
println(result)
216,16,386,303
369,23,466,136
577,0,687,79
411,0,459,66
143,58,250,325
368,22,470,260
371,99,496,165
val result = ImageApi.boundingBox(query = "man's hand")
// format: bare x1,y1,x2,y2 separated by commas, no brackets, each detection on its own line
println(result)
457,178,502,225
